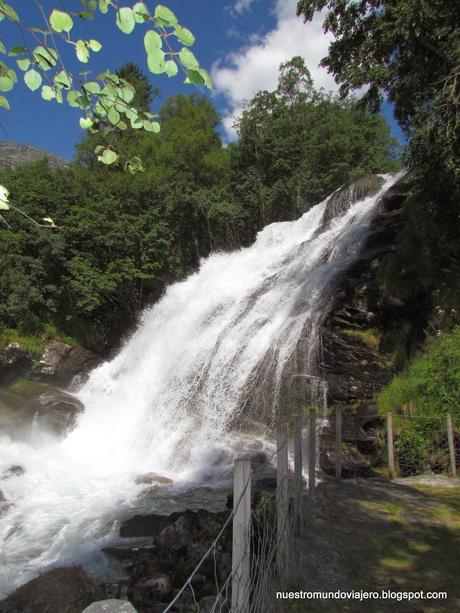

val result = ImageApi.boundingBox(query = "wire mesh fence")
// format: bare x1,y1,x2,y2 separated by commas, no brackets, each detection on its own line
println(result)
159,404,459,612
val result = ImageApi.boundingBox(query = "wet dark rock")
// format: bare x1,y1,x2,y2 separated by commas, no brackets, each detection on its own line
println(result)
34,343,99,384
0,566,103,613
105,508,231,612
134,473,173,485
81,599,138,613
36,390,84,434
119,511,183,539
317,173,430,472
322,175,384,225
1,465,25,480
0,343,32,385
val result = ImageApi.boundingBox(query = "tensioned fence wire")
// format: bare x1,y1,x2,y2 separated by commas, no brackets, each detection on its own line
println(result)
162,433,299,613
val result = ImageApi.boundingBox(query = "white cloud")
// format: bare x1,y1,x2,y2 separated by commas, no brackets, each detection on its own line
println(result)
213,0,337,140
233,0,256,13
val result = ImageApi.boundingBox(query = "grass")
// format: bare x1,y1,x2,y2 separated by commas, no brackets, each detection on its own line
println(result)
342,327,381,349
280,478,460,612
0,324,78,361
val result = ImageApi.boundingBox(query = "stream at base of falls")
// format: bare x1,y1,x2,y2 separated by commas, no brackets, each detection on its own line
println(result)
0,173,402,598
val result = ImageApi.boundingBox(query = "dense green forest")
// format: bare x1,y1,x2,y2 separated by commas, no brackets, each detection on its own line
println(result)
0,58,399,350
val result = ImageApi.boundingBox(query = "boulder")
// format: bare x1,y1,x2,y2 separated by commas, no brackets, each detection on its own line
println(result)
81,599,137,613
34,342,99,384
134,473,173,485
0,566,103,613
119,511,182,539
0,343,32,385
1,465,25,480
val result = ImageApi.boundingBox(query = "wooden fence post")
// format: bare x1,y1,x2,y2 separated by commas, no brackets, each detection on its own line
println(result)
232,458,251,613
277,423,289,571
335,406,342,482
308,408,316,499
386,413,395,480
293,413,303,534
447,413,457,478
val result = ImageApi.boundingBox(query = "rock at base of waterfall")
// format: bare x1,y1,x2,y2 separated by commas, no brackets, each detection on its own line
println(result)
81,599,138,613
134,473,173,485
34,342,99,384
1,465,25,480
0,343,32,385
0,566,103,613
132,575,172,602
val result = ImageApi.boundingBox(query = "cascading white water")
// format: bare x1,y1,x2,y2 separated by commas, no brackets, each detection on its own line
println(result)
0,173,401,596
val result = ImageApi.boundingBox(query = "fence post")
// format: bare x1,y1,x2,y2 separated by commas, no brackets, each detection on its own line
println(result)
335,406,342,482
277,422,289,571
447,413,457,478
232,458,251,613
293,413,303,534
308,408,316,499
386,413,395,480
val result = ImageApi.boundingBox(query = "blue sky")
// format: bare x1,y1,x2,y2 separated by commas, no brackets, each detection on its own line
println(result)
1,1,404,160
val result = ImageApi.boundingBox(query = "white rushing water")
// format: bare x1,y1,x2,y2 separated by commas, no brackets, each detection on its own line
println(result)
0,173,400,596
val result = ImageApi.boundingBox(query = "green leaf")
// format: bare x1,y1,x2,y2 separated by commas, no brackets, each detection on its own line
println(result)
42,217,56,226
80,117,93,129
33,46,58,70
154,5,177,26
147,48,166,74
24,69,42,91
133,2,149,23
116,7,135,34
67,90,81,107
0,72,14,92
0,41,5,54
0,201,9,210
56,88,63,104
164,60,178,77
98,148,119,165
186,69,205,86
179,47,199,70
0,3,19,22
8,46,27,56
89,39,102,52
54,70,72,89
198,68,212,88
0,94,9,109
120,86,134,103
130,115,143,129
0,184,9,206
144,30,162,54
83,81,101,94
41,85,55,100
98,0,109,14
50,9,74,34
16,58,30,71
108,106,120,125
76,40,89,63
174,25,195,46
143,120,160,133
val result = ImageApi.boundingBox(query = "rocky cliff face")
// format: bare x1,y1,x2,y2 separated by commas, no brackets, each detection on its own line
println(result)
318,173,431,475
0,141,68,170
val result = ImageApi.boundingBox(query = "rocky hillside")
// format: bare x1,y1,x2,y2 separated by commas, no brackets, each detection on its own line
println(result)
0,141,68,169
318,173,430,475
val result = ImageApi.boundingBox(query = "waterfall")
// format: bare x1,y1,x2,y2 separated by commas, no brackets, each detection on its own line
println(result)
0,173,401,597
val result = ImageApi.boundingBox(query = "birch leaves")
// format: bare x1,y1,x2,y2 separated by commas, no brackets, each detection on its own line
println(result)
0,2,211,168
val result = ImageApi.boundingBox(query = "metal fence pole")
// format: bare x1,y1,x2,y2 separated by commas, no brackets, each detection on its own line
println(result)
293,413,303,534
386,413,395,480
308,408,316,499
232,458,251,613
447,413,457,478
277,423,289,572
335,406,342,482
